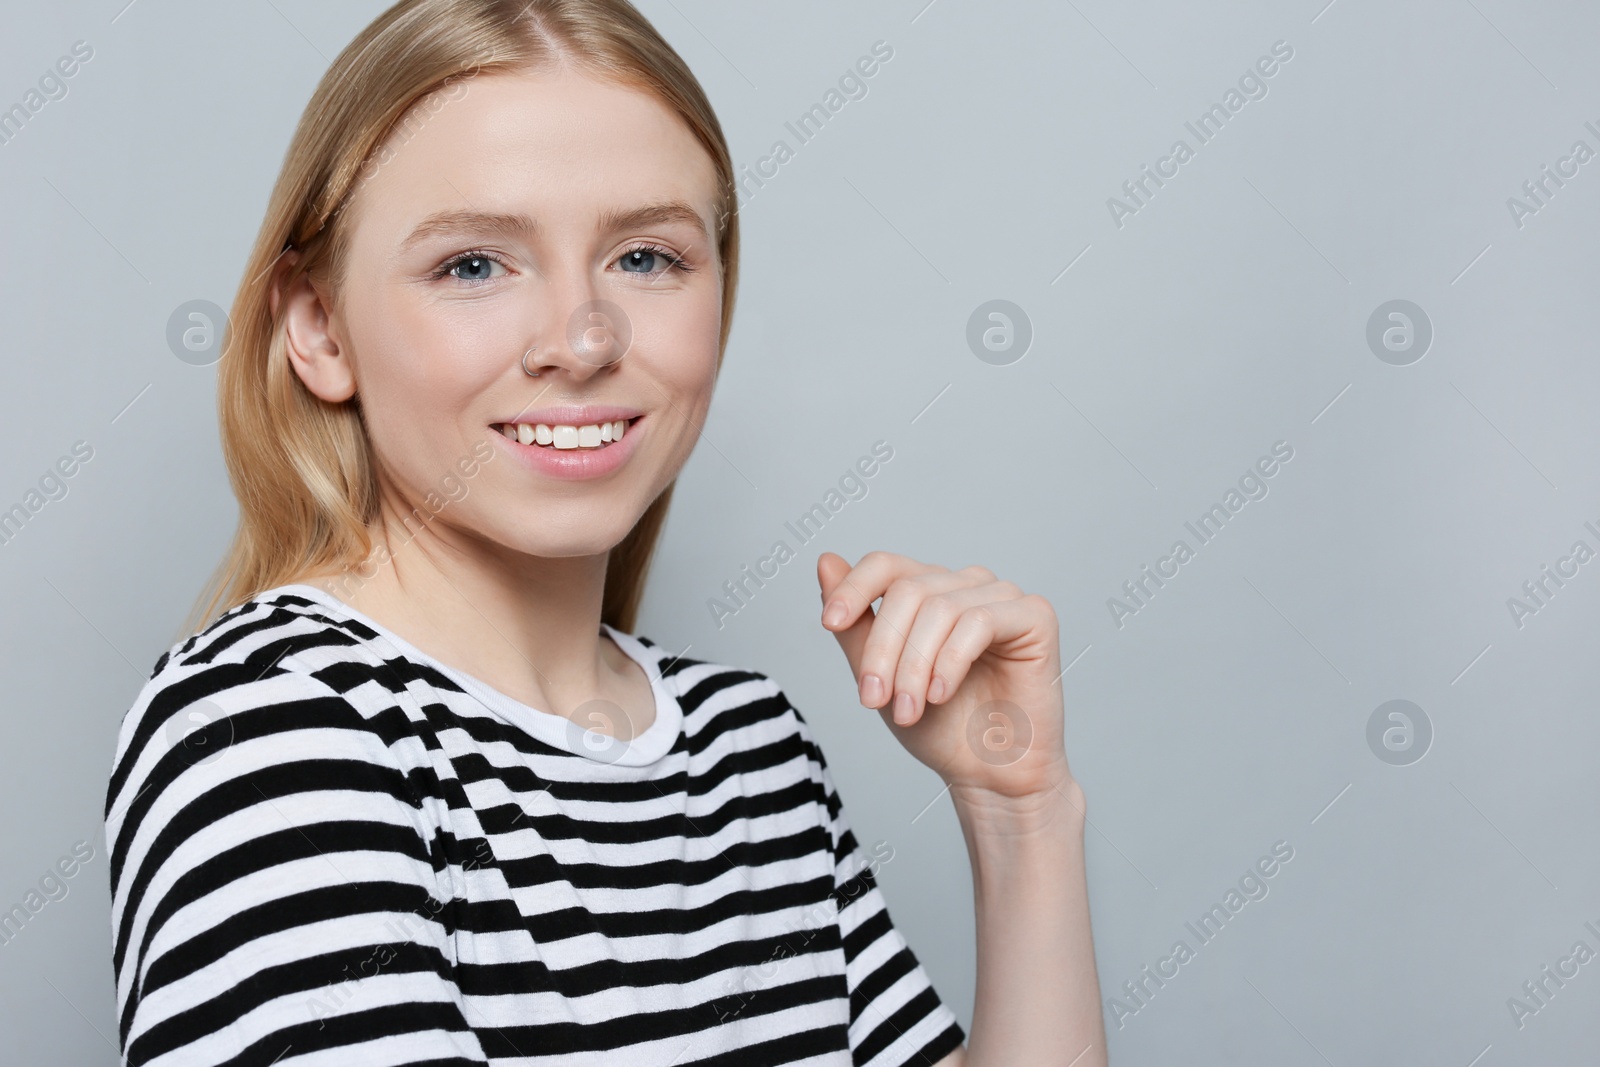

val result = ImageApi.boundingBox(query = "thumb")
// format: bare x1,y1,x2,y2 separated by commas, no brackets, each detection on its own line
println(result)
817,551,874,689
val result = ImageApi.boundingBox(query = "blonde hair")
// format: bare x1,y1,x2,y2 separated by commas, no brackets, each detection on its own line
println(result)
186,0,739,640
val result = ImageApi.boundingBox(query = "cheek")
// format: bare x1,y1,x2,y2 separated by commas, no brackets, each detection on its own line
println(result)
350,289,515,407
640,297,721,408
343,294,517,476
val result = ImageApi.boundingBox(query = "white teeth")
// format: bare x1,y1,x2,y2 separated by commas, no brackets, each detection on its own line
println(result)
500,419,630,450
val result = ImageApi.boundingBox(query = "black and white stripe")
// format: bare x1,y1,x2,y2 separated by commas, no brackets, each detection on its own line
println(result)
105,585,964,1066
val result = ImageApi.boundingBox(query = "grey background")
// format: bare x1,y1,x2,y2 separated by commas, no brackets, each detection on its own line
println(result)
2,0,1596,1063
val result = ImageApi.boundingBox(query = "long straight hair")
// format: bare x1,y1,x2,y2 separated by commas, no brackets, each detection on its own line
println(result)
185,0,739,640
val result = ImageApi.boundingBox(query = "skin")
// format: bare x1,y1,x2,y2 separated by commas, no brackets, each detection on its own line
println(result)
275,61,1105,1066
276,63,723,733
817,552,1106,1065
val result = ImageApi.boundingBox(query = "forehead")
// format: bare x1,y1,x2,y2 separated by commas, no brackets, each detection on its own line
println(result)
345,65,721,241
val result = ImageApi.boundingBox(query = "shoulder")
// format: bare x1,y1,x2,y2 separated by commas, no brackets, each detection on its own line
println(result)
630,636,837,772
112,585,385,751
141,584,387,689
633,639,825,748
103,590,463,1048
104,586,415,862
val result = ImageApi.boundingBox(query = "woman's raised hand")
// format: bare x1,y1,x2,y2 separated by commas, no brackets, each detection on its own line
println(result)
816,550,1075,801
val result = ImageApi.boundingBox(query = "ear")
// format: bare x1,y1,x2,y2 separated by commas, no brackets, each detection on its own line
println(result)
273,253,356,403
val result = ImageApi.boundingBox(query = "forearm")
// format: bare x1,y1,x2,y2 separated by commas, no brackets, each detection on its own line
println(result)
952,774,1107,1067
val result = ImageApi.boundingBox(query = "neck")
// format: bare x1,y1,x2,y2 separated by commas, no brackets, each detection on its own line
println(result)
304,486,622,722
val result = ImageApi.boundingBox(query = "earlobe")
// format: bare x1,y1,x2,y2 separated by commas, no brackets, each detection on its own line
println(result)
278,264,356,403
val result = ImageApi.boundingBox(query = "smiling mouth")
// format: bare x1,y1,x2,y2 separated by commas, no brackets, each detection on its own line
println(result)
494,416,641,450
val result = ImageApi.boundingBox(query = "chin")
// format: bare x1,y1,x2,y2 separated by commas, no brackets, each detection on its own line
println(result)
492,516,643,561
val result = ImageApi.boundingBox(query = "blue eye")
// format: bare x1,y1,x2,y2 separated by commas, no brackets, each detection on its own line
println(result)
431,245,693,286
434,252,507,285
617,244,690,277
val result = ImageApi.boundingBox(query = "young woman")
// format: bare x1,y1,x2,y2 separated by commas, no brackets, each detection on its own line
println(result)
104,1,1105,1063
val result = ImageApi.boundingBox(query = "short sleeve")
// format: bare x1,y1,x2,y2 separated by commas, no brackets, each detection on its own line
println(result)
104,658,489,1066
798,709,966,1066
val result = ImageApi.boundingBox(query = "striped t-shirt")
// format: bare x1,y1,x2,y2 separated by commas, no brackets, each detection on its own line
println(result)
105,583,965,1066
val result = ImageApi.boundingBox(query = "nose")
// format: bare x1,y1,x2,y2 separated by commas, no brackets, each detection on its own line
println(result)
520,294,633,382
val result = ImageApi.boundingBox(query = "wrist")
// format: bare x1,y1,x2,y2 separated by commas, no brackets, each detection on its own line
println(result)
950,764,1085,838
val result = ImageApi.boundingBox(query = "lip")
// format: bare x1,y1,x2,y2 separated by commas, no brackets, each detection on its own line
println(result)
491,414,644,481
496,404,644,426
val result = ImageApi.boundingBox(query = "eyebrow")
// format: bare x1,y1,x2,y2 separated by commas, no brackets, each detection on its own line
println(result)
398,199,710,253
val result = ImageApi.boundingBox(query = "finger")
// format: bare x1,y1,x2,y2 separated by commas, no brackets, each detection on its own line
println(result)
818,550,943,636
893,580,1025,724
817,551,873,681
817,550,943,709
930,593,1059,707
857,570,987,716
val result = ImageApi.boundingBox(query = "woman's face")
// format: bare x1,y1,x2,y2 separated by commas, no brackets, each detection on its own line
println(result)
305,65,724,562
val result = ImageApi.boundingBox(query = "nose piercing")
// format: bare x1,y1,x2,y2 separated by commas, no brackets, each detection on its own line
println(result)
521,346,540,377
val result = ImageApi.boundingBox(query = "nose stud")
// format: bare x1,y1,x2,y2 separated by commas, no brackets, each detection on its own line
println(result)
521,346,540,377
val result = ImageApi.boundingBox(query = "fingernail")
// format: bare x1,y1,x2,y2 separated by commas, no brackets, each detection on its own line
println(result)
860,673,884,708
893,691,914,725
927,676,945,704
823,600,847,628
